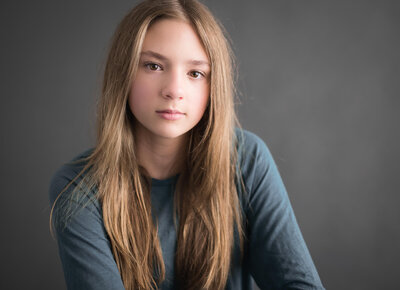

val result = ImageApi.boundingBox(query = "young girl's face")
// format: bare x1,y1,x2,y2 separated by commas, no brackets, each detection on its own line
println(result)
129,18,210,141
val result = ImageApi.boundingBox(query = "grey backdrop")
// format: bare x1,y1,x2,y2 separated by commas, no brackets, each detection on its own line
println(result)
1,0,399,289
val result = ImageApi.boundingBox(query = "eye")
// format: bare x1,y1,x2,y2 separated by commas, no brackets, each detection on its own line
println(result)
144,62,162,71
189,70,205,79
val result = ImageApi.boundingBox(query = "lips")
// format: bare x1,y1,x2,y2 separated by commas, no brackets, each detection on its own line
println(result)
156,109,185,120
156,109,184,114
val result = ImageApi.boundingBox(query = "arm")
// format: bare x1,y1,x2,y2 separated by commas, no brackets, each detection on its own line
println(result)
49,163,125,290
239,132,324,290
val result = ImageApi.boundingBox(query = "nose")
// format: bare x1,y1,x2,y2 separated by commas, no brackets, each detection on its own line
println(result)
161,70,184,101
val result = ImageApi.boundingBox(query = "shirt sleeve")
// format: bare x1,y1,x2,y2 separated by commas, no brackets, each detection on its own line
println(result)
49,163,125,290
239,131,325,290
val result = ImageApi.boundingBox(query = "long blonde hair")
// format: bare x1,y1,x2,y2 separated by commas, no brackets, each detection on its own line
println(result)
51,0,243,289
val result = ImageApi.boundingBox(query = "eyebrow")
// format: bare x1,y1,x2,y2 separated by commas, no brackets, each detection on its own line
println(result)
140,50,210,67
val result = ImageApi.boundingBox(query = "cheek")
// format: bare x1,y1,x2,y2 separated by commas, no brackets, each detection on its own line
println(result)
129,79,153,112
196,85,210,114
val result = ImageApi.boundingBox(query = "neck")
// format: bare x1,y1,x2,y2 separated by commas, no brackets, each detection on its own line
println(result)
134,127,188,180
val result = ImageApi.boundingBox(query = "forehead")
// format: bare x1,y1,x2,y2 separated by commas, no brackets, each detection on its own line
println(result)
141,18,209,63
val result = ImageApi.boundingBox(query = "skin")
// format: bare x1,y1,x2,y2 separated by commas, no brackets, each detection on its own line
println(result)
128,18,211,180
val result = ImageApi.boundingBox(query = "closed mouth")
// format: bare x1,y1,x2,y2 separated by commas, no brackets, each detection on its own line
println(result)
156,109,184,114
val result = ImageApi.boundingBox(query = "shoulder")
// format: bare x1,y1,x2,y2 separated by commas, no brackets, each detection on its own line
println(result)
48,148,95,207
234,128,275,171
234,128,283,204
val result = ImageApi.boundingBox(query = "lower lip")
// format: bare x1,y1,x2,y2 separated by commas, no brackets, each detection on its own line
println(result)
156,112,185,120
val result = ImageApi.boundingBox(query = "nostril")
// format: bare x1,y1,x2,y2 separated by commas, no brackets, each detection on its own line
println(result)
162,91,184,100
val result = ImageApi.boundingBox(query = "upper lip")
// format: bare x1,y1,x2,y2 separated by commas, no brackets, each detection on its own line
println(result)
156,109,184,114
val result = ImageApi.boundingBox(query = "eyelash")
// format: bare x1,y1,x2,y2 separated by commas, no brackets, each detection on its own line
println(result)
143,62,206,79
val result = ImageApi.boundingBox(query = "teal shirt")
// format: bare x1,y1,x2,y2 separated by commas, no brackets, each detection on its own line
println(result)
49,129,324,289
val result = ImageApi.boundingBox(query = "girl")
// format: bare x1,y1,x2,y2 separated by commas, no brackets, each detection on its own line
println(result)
49,0,325,289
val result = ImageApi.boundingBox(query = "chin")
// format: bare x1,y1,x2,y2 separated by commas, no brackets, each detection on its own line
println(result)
153,127,190,140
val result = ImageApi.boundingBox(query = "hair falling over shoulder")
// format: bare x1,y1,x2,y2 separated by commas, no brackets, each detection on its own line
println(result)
50,0,244,289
